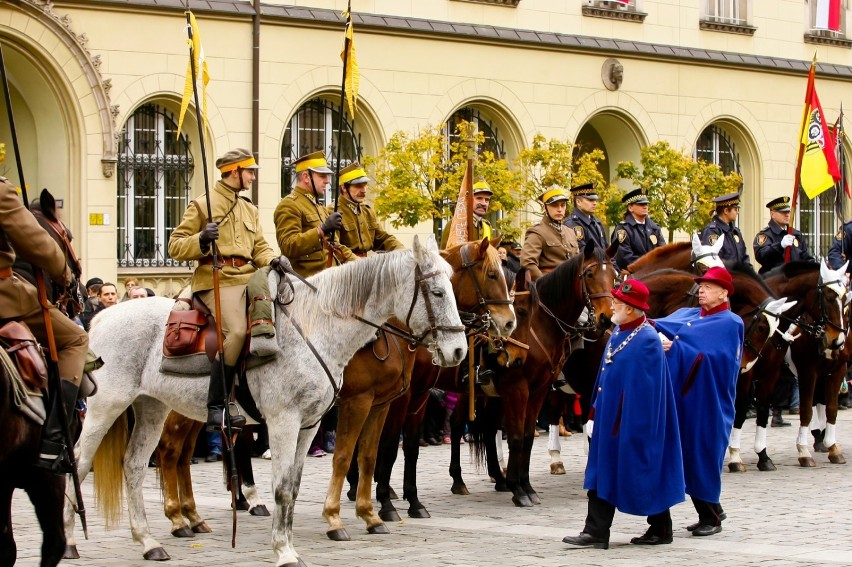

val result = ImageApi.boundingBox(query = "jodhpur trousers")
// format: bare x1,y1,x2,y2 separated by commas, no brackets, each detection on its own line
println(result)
199,284,247,366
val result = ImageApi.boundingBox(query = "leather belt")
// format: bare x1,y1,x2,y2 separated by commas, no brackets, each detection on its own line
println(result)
0,266,12,278
198,256,250,268
354,252,367,258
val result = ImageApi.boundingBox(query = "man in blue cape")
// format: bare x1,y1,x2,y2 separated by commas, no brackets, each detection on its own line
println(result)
654,266,744,536
563,279,685,549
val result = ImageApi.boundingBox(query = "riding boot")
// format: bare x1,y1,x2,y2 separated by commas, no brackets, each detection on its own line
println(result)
771,408,791,428
206,363,246,432
35,380,79,474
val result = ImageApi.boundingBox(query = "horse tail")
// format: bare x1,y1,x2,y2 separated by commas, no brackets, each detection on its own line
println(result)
466,397,498,473
93,411,128,529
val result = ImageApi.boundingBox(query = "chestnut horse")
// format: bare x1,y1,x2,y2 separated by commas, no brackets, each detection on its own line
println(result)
625,234,725,277
320,239,516,541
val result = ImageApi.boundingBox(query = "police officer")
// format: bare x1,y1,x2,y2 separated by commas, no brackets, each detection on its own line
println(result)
699,193,753,268
828,220,852,275
333,163,404,256
274,151,357,277
520,186,580,280
0,177,89,472
441,181,495,249
168,148,286,432
565,182,608,250
611,189,666,272
753,196,815,274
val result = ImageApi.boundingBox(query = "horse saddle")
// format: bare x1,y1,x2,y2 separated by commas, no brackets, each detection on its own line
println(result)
160,295,219,375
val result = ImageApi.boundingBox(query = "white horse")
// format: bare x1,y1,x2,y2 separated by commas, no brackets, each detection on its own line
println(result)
63,235,467,567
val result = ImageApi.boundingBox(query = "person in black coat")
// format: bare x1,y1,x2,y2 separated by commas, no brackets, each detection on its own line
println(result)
611,189,666,272
699,192,752,268
565,183,608,250
753,196,815,274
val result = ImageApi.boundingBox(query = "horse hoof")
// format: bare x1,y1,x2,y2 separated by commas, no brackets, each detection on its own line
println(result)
388,486,399,500
527,492,541,505
367,523,390,535
407,507,431,519
326,528,351,541
250,504,271,517
346,489,356,502
143,547,171,561
550,462,566,475
494,482,510,493
379,508,401,522
512,495,533,507
171,526,195,538
451,484,470,495
757,459,776,472
798,456,817,467
191,521,212,533
828,445,847,464
63,545,79,560
234,499,250,511
727,462,746,473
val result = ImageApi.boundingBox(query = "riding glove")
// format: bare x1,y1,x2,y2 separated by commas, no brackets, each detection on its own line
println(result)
199,222,220,245
270,256,293,275
320,212,343,235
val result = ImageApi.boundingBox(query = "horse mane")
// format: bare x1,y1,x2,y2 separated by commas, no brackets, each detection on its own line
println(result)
727,262,776,297
442,241,502,277
536,246,607,306
627,242,691,273
762,261,819,280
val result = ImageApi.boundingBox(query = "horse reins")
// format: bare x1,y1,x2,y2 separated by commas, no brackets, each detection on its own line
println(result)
741,298,790,363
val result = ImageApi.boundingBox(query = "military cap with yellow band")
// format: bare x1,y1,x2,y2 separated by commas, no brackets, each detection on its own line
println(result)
570,182,598,201
473,180,493,196
294,150,333,174
339,163,370,185
622,188,650,205
766,196,791,212
216,148,259,173
539,186,569,205
712,192,741,208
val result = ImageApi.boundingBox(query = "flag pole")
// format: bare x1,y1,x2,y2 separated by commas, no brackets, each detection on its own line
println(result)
183,8,240,547
839,104,848,261
332,0,353,223
787,53,817,263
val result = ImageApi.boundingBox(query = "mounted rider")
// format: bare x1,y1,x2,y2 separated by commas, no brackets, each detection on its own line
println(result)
441,180,494,249
520,186,580,281
753,196,815,274
611,188,666,273
564,183,608,250
0,177,88,473
167,148,289,432
333,163,404,256
274,151,358,277
699,192,753,268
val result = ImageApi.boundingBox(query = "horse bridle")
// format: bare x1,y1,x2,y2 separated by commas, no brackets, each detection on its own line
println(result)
774,277,848,348
530,258,612,339
456,245,513,334
741,298,789,363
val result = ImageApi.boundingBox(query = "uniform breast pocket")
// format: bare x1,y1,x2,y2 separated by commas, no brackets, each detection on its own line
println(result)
304,212,321,228
341,218,357,232
243,219,256,234
545,240,561,248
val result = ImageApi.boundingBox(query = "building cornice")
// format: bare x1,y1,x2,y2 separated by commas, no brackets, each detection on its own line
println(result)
52,0,852,80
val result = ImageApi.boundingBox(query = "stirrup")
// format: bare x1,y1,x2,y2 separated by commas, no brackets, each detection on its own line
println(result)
34,441,73,475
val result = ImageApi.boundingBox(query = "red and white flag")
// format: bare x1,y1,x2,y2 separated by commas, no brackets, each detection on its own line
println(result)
815,0,842,31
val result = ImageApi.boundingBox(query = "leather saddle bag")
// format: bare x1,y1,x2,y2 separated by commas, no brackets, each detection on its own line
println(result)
0,320,49,391
163,296,216,361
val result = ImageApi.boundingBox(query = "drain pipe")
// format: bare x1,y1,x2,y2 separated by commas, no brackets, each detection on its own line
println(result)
251,0,260,203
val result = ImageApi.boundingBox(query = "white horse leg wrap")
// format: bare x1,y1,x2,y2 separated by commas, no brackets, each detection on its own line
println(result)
548,425,561,452
816,404,827,430
824,422,838,448
754,426,767,454
796,426,810,446
729,427,742,450
495,430,506,470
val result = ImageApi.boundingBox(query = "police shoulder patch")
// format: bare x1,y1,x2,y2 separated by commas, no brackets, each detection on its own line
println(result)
733,234,740,243
755,233,767,246
794,238,800,247
573,226,585,240
708,234,719,245
649,234,658,245
617,229,627,243
837,229,844,241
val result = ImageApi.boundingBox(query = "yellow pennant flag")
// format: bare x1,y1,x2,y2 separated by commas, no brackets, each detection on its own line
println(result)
799,79,841,199
341,10,359,119
177,11,210,138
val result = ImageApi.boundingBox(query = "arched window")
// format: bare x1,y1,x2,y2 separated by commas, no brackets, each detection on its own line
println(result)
444,107,505,159
117,103,194,267
280,97,362,201
695,125,741,176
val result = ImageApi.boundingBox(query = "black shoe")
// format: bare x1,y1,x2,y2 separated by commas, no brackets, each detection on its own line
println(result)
562,532,609,549
630,531,673,545
692,524,722,536
35,380,80,474
686,512,726,531
206,407,246,433
745,408,757,419
771,412,791,427
205,453,221,463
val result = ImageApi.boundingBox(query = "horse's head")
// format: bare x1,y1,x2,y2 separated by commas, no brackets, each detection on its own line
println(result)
690,233,724,275
406,234,468,367
580,241,616,335
441,238,516,338
740,297,798,374
817,259,849,357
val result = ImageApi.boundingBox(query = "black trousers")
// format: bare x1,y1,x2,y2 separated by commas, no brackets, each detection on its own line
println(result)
583,490,672,539
691,496,724,526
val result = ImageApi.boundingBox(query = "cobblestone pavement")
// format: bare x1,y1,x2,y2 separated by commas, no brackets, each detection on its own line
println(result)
11,411,852,566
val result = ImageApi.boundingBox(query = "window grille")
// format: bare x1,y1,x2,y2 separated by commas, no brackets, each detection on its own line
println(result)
703,0,748,25
695,125,741,177
116,103,194,268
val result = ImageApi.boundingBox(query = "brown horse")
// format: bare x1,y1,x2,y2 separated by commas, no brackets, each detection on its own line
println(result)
625,234,724,277
321,239,516,541
443,241,615,507
762,260,849,468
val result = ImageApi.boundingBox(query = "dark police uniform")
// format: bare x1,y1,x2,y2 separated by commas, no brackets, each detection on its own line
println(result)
611,189,666,271
699,193,752,268
827,221,852,274
753,196,815,274
564,183,608,250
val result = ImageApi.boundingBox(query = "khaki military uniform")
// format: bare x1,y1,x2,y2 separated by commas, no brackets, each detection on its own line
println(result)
520,217,580,280
334,195,404,255
168,180,276,364
0,178,88,384
440,217,493,249
274,187,357,277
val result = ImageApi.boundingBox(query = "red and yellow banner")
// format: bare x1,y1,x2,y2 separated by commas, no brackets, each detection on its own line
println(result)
799,64,841,199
